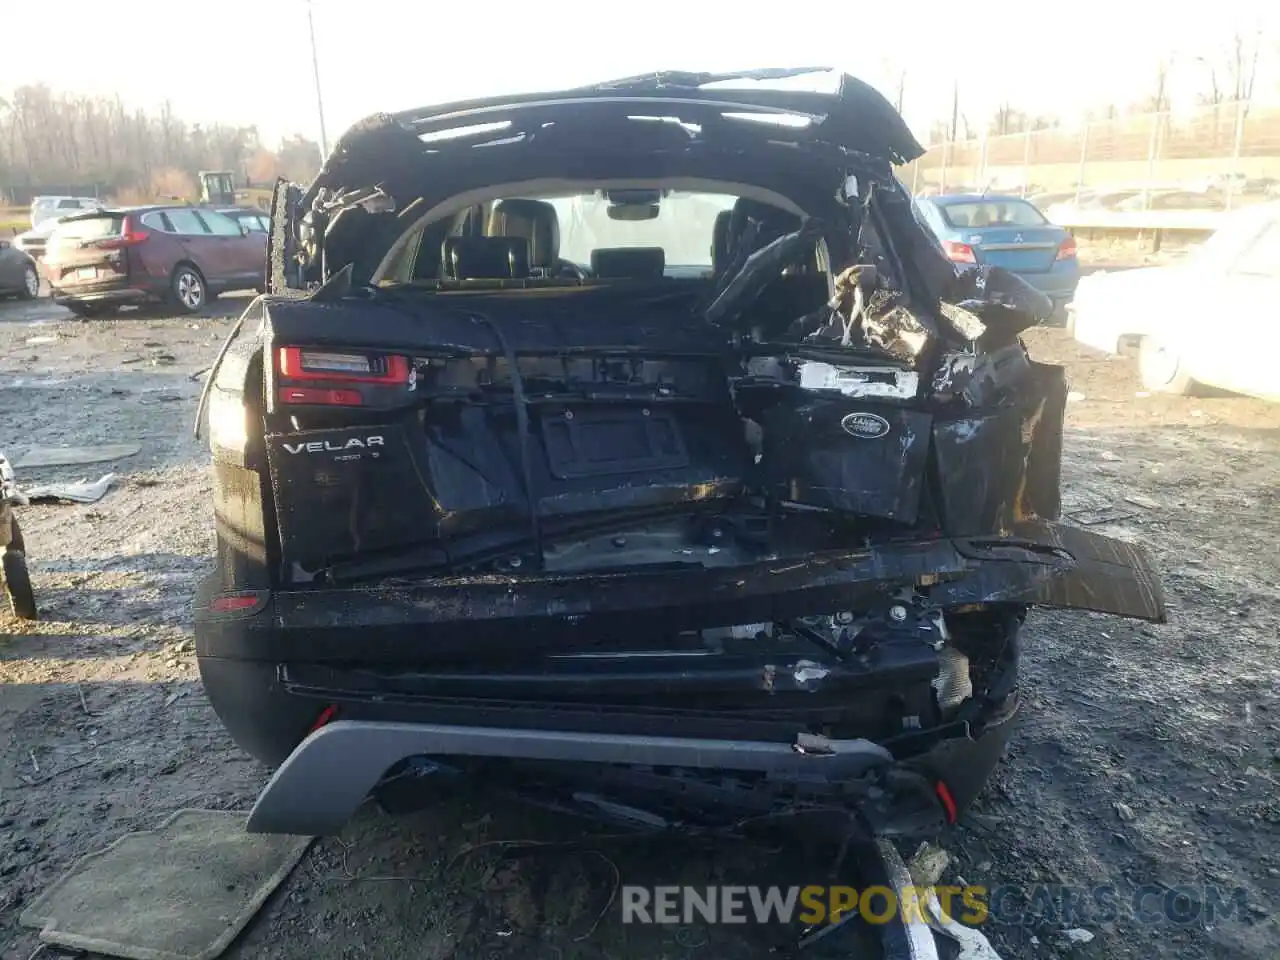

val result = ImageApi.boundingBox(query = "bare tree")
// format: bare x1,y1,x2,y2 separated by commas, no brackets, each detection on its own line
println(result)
0,83,321,201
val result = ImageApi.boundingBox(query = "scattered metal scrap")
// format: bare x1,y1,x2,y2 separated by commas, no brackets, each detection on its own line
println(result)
13,444,140,469
15,474,117,505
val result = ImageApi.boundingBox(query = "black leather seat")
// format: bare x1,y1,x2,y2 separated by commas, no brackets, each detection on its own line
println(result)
488,199,561,273
590,247,666,279
727,198,801,257
711,209,732,274
441,236,531,279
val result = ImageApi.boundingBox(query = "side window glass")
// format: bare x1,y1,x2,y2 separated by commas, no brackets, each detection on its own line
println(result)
167,209,209,235
140,212,169,232
198,210,244,237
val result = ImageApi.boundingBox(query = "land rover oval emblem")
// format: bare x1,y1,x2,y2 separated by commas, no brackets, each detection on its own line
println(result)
840,412,891,439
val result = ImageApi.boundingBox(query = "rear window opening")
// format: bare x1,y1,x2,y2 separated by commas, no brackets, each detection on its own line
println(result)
939,200,1046,229
383,188,816,285
51,215,123,241
546,191,738,272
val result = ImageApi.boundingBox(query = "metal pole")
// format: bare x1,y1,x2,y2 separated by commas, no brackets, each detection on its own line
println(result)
306,0,329,157
1075,121,1089,205
1227,98,1246,211
1021,128,1032,197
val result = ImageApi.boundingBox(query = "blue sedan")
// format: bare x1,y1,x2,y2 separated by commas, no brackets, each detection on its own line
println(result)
913,194,1080,314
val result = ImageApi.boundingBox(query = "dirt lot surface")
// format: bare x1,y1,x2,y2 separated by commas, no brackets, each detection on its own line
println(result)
1,295,1278,960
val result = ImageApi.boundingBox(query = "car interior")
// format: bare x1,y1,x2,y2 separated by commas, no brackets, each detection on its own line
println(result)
373,190,822,287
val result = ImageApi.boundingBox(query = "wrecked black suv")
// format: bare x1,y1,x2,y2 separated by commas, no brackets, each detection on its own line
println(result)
193,69,1165,839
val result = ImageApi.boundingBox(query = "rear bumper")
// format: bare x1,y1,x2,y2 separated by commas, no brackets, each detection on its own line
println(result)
247,719,897,834
50,275,158,305
194,521,1164,663
195,521,1162,835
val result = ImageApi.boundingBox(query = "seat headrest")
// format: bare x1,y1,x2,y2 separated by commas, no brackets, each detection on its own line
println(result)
711,210,732,273
728,198,801,258
590,247,666,279
489,199,560,268
442,236,531,279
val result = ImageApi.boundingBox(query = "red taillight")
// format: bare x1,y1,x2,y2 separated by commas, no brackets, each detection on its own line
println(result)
209,594,260,612
942,240,976,264
277,346,409,385
308,705,339,733
277,386,364,406
1055,235,1078,261
94,215,149,250
935,780,958,824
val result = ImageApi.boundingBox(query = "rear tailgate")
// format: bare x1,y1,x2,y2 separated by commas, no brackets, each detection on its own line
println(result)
967,225,1065,273
44,213,131,290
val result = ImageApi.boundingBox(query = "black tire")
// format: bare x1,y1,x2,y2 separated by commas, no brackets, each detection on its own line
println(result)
8,514,24,554
65,302,118,319
1139,336,1198,396
18,262,39,301
2,549,37,621
169,264,207,313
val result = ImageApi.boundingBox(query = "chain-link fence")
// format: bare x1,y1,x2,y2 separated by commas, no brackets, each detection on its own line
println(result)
899,99,1280,212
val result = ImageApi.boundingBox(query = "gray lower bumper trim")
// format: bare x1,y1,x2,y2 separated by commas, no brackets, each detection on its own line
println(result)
247,719,893,835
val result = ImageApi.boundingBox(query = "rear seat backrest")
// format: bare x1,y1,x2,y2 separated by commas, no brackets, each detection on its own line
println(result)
488,199,560,271
442,236,531,279
590,247,666,279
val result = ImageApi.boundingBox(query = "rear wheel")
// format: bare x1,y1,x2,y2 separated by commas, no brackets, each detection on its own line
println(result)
1139,336,1198,395
2,549,37,621
18,263,39,300
170,265,207,313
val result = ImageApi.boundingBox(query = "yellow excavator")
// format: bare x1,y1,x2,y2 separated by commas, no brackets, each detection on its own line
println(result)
198,171,273,211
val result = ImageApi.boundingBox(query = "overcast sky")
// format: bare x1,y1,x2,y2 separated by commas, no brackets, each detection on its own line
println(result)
4,0,1277,147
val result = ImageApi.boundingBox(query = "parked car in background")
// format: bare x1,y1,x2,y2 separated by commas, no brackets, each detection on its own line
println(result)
44,204,267,317
1069,201,1280,400
0,239,40,300
13,215,66,260
913,194,1079,317
30,195,102,229
217,207,272,235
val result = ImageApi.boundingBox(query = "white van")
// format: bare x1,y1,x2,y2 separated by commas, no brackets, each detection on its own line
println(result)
30,196,102,229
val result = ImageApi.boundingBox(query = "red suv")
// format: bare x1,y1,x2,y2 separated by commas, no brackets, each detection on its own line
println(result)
44,204,267,317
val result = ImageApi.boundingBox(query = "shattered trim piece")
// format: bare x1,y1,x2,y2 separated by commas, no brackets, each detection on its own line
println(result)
248,720,893,834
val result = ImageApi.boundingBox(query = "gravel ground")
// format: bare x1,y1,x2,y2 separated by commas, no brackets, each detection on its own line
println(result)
1,295,1278,960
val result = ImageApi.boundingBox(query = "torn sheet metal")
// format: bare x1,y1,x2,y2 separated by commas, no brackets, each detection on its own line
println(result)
926,888,1005,959
0,452,17,503
932,344,1035,408
13,444,140,469
13,474,117,505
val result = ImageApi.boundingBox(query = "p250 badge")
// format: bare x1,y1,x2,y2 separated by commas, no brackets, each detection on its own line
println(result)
840,412,891,439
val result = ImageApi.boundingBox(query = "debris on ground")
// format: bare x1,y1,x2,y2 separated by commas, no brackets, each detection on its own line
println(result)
907,841,952,887
13,443,140,468
1123,493,1161,510
1062,928,1096,945
925,888,1005,959
10,473,116,505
